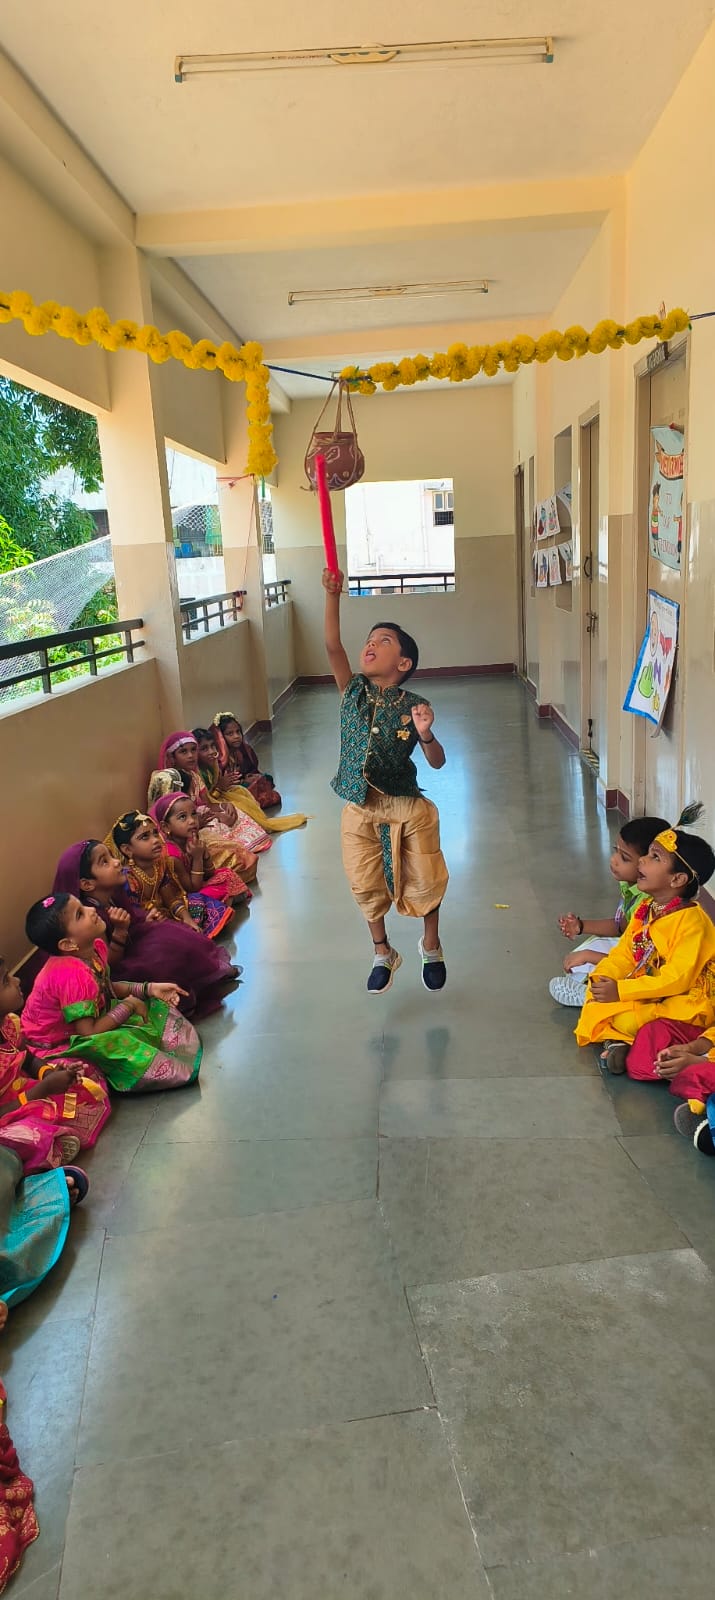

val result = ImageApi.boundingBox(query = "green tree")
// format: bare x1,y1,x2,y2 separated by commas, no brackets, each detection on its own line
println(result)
0,514,33,573
0,376,102,559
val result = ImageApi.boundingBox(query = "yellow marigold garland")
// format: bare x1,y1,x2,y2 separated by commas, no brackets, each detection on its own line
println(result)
340,309,690,393
0,289,692,473
0,289,277,477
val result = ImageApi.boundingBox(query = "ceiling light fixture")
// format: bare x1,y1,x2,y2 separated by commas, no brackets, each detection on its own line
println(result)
174,37,554,82
288,280,490,307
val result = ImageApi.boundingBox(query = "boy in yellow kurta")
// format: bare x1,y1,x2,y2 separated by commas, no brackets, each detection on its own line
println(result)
575,816,715,1074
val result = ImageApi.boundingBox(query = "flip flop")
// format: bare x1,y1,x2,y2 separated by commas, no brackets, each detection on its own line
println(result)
62,1165,90,1206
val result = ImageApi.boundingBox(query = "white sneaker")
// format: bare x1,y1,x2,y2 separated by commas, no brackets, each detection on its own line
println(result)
549,974,588,1008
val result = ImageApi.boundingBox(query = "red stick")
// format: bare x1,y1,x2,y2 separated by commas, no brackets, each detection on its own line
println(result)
315,453,339,574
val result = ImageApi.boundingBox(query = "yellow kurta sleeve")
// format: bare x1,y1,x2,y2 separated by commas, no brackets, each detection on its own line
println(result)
589,925,639,982
617,909,708,1002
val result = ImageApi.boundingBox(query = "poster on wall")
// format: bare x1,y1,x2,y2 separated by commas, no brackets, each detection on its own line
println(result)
649,425,685,570
559,542,573,581
548,548,563,587
623,589,679,731
536,502,548,541
536,549,549,589
546,494,560,537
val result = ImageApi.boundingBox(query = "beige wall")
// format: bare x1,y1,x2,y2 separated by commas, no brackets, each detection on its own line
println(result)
513,16,715,825
0,152,109,408
153,295,226,463
179,616,257,731
0,660,163,966
263,600,296,708
272,387,517,675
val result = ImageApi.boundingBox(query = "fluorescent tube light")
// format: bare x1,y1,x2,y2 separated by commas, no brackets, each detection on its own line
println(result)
174,37,554,81
288,281,490,306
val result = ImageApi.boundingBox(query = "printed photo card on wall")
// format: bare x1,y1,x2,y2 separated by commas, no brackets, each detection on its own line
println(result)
559,542,573,581
649,425,684,570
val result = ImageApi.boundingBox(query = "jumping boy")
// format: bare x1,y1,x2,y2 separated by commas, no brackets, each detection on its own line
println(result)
323,566,448,994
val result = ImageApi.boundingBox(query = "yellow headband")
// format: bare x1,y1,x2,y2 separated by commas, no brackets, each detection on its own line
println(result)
655,828,697,881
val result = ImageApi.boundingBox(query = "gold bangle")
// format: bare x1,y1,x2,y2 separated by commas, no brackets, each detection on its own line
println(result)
38,1064,55,1081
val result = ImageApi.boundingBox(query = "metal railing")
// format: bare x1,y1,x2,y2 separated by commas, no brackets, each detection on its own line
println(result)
0,618,145,698
348,571,455,596
264,579,292,608
179,589,246,641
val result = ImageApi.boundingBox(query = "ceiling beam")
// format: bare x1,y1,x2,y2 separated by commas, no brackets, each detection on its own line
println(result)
149,259,290,413
0,47,134,245
136,176,623,257
260,315,549,365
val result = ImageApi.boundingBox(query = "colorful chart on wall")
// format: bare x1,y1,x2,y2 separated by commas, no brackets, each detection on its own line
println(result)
536,502,548,541
546,494,560,537
649,425,685,570
623,589,679,731
536,550,549,589
559,542,573,581
548,548,563,586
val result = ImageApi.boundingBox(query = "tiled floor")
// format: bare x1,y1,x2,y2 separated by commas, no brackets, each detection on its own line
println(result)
5,679,715,1598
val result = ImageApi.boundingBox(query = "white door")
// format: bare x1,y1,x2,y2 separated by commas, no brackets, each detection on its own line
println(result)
581,416,600,758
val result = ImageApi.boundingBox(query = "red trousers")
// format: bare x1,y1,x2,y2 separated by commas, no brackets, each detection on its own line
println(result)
627,1019,715,1101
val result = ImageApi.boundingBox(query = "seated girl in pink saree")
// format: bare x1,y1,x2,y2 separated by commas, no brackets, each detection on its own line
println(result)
21,895,201,1095
152,731,273,856
150,792,254,911
54,840,239,1014
0,956,110,1174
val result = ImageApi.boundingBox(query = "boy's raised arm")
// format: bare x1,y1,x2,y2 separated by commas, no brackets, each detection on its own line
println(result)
323,566,353,692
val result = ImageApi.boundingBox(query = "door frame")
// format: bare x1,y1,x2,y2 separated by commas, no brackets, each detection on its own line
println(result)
630,331,690,816
578,404,599,753
514,464,527,676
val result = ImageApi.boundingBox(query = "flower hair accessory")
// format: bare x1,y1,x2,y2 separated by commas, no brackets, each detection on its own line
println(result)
655,828,678,854
42,896,55,908
655,827,698,882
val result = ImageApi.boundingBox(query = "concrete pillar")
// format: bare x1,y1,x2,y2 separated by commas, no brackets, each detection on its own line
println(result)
96,244,185,728
218,383,271,724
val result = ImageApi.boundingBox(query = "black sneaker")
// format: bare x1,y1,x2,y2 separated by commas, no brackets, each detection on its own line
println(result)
418,938,447,991
367,948,402,994
673,1101,715,1155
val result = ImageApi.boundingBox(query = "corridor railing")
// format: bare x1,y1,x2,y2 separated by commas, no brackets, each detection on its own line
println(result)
264,579,292,608
348,571,455,596
0,618,145,702
179,589,246,641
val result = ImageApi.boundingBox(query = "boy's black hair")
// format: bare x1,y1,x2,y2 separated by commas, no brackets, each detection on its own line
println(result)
370,621,419,681
192,727,216,745
661,804,715,901
26,893,72,954
619,816,669,856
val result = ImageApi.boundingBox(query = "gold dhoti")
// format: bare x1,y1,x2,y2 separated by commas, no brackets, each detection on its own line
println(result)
340,790,448,921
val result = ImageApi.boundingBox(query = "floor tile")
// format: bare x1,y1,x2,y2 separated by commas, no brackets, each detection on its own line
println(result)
380,1014,592,1081
109,1138,378,1234
0,1316,92,1586
145,1035,382,1141
77,1201,430,1464
61,1413,488,1599
409,1249,715,1566
10,1564,61,1600
379,1076,619,1138
380,1137,685,1285
488,1530,715,1600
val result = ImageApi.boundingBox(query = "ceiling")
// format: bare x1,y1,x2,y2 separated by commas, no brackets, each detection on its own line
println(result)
1,1,713,390
1,1,713,210
178,223,599,342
